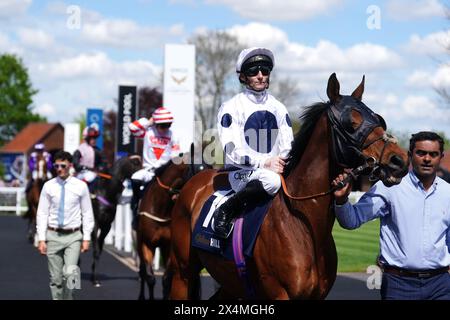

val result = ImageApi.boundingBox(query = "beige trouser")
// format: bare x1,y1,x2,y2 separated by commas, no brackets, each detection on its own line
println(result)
46,230,82,300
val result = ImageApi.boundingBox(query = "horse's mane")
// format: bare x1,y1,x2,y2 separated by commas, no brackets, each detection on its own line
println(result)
154,160,174,177
110,156,129,177
284,101,331,177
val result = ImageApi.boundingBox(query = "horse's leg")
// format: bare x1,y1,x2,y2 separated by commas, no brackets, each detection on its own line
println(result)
136,232,147,300
160,243,173,300
141,243,156,300
169,203,202,299
90,223,100,286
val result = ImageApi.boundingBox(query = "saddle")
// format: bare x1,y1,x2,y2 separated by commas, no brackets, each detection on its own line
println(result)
192,188,272,260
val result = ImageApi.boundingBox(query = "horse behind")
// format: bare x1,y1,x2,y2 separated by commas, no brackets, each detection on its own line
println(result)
137,152,210,300
170,73,409,299
90,155,142,287
25,153,49,244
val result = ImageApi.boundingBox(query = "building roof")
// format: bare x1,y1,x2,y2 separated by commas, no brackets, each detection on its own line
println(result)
0,123,64,154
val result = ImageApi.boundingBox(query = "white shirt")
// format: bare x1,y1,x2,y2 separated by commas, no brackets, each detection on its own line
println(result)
217,88,294,169
129,118,180,169
36,176,94,241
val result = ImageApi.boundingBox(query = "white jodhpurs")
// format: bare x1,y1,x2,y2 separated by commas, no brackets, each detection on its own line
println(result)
228,168,281,196
76,170,97,183
131,167,155,184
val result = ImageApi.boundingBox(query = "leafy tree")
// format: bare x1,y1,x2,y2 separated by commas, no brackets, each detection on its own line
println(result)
0,54,45,145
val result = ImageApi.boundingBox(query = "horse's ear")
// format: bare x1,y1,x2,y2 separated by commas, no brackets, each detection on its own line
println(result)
327,73,341,104
351,75,365,101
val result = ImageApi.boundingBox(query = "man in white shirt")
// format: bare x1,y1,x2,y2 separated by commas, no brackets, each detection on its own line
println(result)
36,150,94,300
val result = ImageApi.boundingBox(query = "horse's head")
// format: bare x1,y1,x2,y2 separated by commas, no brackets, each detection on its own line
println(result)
326,73,409,186
36,153,48,181
114,155,142,182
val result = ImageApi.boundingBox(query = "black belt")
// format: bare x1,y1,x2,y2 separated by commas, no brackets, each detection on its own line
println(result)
48,226,80,234
382,265,450,279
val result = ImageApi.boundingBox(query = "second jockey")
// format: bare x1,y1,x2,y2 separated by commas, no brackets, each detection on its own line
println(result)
73,124,106,189
128,107,181,229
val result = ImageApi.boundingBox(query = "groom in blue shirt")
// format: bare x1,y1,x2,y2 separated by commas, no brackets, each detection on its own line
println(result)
333,131,450,300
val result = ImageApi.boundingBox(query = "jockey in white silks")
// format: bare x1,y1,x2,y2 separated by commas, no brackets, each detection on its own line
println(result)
212,47,294,239
128,107,181,229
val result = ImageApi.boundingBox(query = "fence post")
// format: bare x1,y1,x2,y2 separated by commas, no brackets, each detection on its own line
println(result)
16,188,22,216
114,204,124,251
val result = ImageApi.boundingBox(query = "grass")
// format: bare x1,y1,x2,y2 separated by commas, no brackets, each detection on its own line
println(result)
332,219,380,272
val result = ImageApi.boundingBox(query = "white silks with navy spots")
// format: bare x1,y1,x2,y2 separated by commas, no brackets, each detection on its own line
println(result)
217,88,294,195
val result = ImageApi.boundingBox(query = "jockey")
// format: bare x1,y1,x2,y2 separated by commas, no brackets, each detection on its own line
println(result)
28,143,53,180
128,107,181,229
212,47,294,238
25,143,53,194
73,124,106,188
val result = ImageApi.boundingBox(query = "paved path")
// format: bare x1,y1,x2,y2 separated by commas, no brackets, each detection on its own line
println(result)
0,215,379,300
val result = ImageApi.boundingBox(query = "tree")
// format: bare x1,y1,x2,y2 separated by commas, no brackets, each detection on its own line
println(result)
0,54,45,145
103,110,117,167
435,6,450,108
189,31,245,130
138,86,162,118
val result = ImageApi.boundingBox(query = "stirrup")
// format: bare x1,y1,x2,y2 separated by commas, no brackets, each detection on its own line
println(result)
211,217,235,239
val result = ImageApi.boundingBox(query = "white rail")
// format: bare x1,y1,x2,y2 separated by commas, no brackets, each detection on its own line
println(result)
0,187,28,216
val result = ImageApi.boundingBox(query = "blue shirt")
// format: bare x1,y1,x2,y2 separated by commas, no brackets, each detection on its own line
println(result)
335,171,450,270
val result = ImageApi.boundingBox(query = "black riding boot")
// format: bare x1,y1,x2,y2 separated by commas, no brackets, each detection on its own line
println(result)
212,180,270,239
131,179,144,230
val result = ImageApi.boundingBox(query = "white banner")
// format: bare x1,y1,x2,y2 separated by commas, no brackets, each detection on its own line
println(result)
163,44,196,153
64,123,80,154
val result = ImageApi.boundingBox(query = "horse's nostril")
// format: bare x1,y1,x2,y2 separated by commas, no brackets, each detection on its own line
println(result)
390,155,404,168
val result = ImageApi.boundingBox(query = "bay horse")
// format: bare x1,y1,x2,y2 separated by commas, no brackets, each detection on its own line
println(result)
137,151,210,300
169,73,410,299
90,155,142,287
25,152,49,244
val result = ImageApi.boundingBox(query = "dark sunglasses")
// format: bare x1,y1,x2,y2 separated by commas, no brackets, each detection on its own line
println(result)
53,163,67,169
244,65,271,77
156,123,171,129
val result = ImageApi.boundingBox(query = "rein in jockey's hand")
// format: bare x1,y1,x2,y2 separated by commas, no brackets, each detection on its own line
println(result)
263,156,286,174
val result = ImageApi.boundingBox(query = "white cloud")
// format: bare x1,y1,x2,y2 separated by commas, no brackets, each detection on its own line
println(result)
206,0,343,21
226,23,403,74
406,65,450,90
38,52,161,81
227,22,289,49
81,18,185,48
0,0,32,19
17,28,54,49
387,0,446,20
405,30,450,55
35,103,56,117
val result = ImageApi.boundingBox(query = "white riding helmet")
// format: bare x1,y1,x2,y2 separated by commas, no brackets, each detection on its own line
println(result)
235,47,275,74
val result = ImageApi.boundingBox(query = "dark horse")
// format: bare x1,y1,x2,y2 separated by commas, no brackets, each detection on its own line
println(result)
90,155,142,286
25,153,49,244
169,73,410,299
137,151,210,300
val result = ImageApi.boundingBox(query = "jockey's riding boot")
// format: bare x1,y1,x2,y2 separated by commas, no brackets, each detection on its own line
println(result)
131,179,144,230
212,180,270,239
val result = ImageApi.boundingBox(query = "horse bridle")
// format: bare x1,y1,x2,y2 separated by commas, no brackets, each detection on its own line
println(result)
280,98,397,201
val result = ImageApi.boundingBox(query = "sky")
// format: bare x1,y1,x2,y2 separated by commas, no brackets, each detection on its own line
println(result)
1,0,449,138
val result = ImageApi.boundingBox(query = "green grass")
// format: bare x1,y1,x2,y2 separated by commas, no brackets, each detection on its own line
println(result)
332,219,380,272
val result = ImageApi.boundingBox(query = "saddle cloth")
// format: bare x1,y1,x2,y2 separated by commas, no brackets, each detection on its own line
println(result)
192,189,272,260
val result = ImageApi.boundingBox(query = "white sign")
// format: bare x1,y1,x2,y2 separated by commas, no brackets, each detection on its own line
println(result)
64,123,80,154
163,44,196,152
